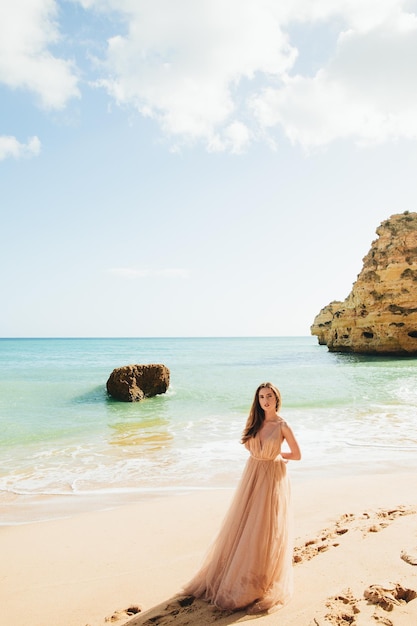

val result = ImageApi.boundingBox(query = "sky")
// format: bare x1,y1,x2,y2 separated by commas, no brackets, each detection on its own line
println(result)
2,0,417,337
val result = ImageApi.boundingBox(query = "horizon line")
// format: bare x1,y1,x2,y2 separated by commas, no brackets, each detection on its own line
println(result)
0,335,313,340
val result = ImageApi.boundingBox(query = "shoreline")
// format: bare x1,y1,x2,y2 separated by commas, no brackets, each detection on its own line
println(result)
2,471,417,626
3,460,417,527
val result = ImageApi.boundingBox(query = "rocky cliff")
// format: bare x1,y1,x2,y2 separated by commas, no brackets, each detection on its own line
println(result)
311,211,417,354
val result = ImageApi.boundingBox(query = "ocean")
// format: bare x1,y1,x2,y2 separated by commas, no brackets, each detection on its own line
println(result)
1,336,417,524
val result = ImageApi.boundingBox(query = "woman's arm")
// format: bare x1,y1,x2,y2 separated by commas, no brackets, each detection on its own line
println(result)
281,422,301,461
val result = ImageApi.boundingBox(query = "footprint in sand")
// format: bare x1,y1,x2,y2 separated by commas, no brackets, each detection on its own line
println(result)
105,605,142,622
139,596,203,626
372,617,393,626
313,582,417,626
363,583,417,611
126,595,243,625
324,588,360,625
400,548,417,566
294,506,416,565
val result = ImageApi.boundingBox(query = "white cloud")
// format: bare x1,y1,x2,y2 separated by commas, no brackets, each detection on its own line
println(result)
0,0,79,109
0,136,41,160
80,0,417,151
252,10,417,148
208,121,252,154
109,267,190,279
4,0,413,150
85,0,296,151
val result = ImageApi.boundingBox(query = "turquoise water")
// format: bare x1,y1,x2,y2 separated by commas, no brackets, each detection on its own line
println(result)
1,337,417,523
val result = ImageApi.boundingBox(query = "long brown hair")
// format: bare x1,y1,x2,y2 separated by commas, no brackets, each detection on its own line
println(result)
241,382,282,443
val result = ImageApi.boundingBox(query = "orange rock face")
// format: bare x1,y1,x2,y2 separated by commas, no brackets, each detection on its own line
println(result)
311,212,417,354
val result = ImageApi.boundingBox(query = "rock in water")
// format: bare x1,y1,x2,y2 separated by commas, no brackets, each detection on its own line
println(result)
311,211,417,354
106,364,170,402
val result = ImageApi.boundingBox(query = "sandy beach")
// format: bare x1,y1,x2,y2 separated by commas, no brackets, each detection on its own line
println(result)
1,472,417,626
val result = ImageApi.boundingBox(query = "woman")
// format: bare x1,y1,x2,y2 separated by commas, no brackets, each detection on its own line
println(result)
184,382,301,614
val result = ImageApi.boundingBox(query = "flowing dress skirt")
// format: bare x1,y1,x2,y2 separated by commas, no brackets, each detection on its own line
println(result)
183,451,293,612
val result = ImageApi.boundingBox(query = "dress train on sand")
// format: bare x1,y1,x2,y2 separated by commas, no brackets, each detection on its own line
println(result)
184,421,293,612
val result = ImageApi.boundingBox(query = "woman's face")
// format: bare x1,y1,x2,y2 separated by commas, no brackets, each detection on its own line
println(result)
258,387,277,412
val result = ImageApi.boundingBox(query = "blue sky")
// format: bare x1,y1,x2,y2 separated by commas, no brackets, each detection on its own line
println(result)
2,0,417,337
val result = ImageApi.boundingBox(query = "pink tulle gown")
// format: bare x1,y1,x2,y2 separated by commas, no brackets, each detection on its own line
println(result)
183,421,293,613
